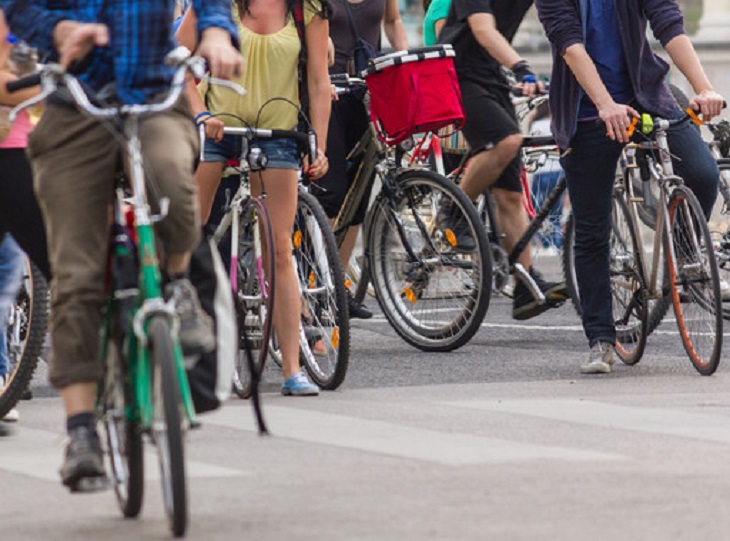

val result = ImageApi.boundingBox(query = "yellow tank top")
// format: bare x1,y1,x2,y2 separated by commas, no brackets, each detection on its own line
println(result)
204,2,321,130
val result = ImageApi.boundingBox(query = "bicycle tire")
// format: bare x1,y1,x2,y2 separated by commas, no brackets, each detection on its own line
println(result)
0,258,48,418
149,316,187,537
102,336,144,518
351,254,372,304
608,194,649,364
665,185,723,375
293,188,351,389
707,160,730,320
367,169,491,351
230,198,276,399
563,212,671,337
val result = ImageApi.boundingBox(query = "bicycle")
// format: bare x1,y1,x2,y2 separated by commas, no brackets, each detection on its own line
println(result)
562,111,724,373
0,254,49,418
204,123,349,393
329,73,491,352
9,49,239,537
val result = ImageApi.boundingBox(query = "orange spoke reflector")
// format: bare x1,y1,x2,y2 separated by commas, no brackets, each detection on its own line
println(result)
293,230,302,249
308,271,315,288
404,287,417,303
332,327,339,348
445,229,457,247
345,279,352,289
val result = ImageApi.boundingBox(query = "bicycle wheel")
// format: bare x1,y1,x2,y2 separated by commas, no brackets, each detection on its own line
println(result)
0,258,48,418
293,188,350,390
707,160,730,320
607,195,648,364
665,185,723,375
525,170,570,285
101,335,143,518
563,211,671,338
231,198,276,399
149,316,187,537
367,169,491,351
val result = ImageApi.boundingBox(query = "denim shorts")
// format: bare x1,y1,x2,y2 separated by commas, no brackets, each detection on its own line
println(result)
202,134,300,170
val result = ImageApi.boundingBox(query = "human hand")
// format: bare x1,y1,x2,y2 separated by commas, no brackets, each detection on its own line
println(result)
690,89,725,120
200,115,225,143
53,21,109,67
198,27,243,80
306,148,329,179
512,60,539,98
599,101,640,143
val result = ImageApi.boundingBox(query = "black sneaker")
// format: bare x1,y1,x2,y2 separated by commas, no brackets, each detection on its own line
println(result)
166,278,216,357
435,199,476,252
512,268,568,320
60,426,109,493
347,290,373,319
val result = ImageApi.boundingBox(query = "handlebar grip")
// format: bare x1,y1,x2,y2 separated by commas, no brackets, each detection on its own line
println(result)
6,73,41,93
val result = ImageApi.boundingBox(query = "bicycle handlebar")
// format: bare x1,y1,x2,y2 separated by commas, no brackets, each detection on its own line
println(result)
199,124,317,166
7,46,245,121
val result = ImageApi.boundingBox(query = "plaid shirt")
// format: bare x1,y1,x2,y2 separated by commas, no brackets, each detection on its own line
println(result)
1,0,238,104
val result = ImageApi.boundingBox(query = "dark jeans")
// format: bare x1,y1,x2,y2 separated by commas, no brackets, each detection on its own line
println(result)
561,112,719,347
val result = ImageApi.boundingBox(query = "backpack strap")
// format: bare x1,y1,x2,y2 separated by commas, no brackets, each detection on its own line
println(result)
292,0,309,129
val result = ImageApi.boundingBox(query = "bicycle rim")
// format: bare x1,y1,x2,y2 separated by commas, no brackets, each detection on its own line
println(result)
150,317,187,537
294,189,350,389
666,186,723,375
232,198,276,398
368,170,491,351
0,258,48,418
609,195,648,364
102,337,144,517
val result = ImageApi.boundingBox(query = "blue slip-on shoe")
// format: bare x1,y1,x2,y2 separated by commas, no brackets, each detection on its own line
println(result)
281,371,320,396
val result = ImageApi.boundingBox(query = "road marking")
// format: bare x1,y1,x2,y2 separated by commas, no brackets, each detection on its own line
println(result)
0,426,246,483
444,399,730,444
205,405,625,466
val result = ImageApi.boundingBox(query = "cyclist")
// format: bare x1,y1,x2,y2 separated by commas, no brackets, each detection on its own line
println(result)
535,0,724,373
436,0,567,320
312,0,409,320
2,0,242,491
177,0,332,396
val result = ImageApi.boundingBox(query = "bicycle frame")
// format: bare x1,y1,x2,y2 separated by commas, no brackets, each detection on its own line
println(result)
618,121,687,300
101,115,196,429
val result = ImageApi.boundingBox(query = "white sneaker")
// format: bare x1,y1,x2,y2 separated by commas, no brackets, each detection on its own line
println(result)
3,408,18,422
580,342,616,374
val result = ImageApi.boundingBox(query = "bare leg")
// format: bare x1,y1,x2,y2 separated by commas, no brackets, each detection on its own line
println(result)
250,169,301,378
60,383,97,417
492,188,533,270
195,161,225,223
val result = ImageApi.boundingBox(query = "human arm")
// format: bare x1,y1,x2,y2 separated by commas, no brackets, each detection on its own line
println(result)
186,1,241,79
664,34,724,119
467,12,539,95
562,43,639,143
305,13,331,179
434,18,446,38
383,0,408,51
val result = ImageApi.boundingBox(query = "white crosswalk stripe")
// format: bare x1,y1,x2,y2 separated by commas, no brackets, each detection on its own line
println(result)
204,404,625,466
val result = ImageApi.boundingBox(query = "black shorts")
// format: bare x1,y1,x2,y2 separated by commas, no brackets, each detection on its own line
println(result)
460,79,522,193
310,94,373,225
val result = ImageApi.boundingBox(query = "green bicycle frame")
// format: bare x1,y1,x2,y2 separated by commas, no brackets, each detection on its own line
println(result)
99,118,196,428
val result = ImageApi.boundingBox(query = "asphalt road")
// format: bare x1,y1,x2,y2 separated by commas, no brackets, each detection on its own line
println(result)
4,293,730,540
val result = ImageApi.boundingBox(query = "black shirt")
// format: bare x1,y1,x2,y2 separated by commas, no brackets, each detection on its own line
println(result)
439,0,533,88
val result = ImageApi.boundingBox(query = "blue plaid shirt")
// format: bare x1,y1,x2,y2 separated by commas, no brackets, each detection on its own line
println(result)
1,0,238,104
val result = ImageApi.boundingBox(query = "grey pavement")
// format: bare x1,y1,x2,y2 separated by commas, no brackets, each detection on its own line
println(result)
3,294,730,540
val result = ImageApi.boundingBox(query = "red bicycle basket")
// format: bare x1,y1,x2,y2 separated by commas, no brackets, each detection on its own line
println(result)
364,45,465,146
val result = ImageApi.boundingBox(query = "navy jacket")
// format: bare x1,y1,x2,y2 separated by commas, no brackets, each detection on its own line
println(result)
535,0,686,150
